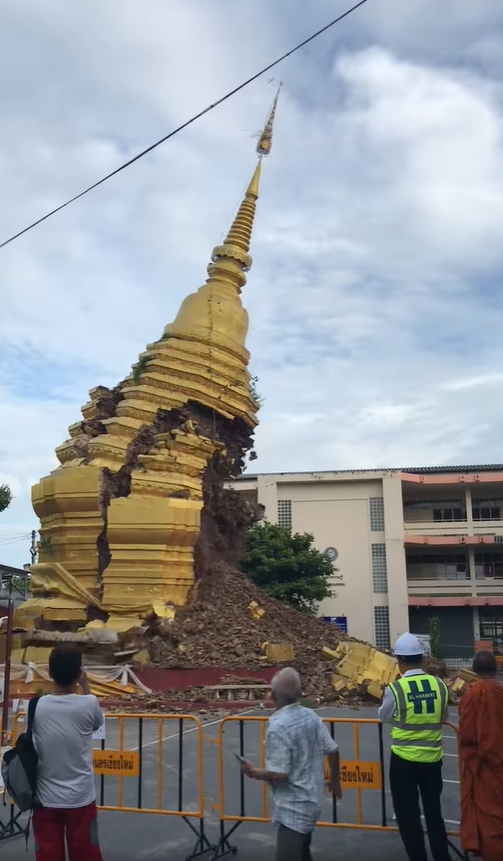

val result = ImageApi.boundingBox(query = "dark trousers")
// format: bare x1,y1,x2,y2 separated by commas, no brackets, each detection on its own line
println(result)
275,824,312,861
33,802,103,861
390,752,452,861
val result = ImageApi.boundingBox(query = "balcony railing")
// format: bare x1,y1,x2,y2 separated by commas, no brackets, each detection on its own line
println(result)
404,516,467,526
404,506,503,525
407,570,470,581
406,579,473,595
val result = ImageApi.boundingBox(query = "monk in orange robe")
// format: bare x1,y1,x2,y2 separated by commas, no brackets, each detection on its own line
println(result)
459,650,503,861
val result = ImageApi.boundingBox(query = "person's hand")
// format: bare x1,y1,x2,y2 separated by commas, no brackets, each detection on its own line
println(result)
329,777,342,800
78,669,91,694
240,759,256,778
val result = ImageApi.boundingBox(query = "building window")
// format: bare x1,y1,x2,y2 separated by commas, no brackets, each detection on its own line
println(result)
480,618,503,640
473,501,502,521
277,499,292,532
369,497,385,531
404,501,465,522
372,544,388,593
406,553,469,580
374,606,390,650
433,507,464,522
475,553,503,579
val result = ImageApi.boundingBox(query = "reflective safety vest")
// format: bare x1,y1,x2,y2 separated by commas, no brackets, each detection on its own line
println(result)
390,674,447,763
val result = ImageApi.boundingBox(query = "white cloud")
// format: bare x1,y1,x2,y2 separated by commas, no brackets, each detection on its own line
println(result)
1,1,503,566
444,372,503,392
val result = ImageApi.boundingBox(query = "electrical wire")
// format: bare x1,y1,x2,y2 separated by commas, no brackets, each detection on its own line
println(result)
0,535,31,547
0,0,371,250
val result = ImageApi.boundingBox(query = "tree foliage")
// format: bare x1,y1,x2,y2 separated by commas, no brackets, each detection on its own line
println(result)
0,483,13,513
428,616,441,658
240,522,335,614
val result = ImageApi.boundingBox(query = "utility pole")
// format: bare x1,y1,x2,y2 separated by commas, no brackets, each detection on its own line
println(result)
30,529,37,565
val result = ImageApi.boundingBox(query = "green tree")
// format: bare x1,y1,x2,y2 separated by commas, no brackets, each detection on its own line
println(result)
428,616,441,658
0,483,13,513
240,522,335,614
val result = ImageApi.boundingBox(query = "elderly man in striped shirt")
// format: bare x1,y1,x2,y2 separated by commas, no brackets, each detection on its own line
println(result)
241,667,341,861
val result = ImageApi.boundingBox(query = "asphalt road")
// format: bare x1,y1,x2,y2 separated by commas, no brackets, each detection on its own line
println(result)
1,705,465,861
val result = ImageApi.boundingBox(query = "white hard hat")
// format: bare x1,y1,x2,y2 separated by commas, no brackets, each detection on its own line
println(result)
393,633,424,657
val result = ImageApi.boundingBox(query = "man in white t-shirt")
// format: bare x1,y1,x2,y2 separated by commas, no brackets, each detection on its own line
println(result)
32,647,104,861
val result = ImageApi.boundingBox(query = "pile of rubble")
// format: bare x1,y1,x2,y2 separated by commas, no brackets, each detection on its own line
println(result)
20,563,471,706
111,562,400,705
446,668,478,703
148,564,340,662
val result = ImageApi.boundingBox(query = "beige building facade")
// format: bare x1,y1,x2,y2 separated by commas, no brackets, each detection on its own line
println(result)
230,466,503,659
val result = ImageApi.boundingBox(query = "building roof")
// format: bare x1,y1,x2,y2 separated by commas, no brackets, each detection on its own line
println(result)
234,464,503,480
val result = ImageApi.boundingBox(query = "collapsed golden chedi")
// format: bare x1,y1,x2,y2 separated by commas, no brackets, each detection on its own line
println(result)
16,93,280,635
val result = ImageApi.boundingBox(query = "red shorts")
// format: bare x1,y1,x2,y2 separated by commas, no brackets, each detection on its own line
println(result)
33,801,103,861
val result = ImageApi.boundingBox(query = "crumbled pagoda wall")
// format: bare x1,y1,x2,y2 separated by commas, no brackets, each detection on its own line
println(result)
22,340,260,631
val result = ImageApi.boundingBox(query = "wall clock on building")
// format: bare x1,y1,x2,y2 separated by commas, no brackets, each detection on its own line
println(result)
325,547,338,561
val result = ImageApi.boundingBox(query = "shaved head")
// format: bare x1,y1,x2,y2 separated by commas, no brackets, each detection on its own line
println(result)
472,650,497,677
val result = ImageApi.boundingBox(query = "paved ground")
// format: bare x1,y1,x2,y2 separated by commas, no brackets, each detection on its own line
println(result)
1,705,465,860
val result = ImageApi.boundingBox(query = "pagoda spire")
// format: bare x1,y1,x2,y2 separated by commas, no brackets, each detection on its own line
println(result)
163,88,280,347
256,82,281,157
210,84,280,274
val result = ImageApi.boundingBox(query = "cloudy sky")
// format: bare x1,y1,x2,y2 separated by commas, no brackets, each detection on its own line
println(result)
1,0,503,566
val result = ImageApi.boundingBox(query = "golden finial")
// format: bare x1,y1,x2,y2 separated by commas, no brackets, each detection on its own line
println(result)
211,86,280,273
163,88,280,346
256,82,282,157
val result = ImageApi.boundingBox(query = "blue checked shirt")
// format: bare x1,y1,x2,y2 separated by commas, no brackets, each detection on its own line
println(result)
265,703,338,834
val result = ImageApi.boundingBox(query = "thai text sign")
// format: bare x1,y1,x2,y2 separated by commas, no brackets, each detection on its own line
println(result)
325,759,381,791
93,750,139,777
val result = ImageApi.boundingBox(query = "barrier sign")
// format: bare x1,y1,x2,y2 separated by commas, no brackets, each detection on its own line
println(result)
325,759,382,791
93,723,106,741
93,750,139,777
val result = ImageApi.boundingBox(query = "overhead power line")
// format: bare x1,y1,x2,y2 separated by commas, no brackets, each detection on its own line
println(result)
0,0,371,250
0,533,31,547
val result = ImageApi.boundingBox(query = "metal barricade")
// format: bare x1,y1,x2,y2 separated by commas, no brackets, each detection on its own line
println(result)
1,710,469,860
212,715,468,860
96,713,213,859
1,714,25,841
0,798,25,842
2,711,215,859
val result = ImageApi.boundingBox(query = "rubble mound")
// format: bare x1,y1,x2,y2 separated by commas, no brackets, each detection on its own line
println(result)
146,561,366,703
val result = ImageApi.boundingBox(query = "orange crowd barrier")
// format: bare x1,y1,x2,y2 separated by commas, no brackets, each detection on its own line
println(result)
3,711,468,860
211,716,467,860
3,711,214,859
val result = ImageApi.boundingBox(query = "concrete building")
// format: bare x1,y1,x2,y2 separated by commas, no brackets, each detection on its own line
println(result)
230,465,503,660
0,564,30,622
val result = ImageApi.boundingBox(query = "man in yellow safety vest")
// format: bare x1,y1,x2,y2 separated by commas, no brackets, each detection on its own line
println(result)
379,633,452,861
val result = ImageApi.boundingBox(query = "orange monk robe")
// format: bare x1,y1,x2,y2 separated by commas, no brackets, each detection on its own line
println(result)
458,679,503,861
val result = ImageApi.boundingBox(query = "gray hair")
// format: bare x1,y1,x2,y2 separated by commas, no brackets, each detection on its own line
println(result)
271,668,302,706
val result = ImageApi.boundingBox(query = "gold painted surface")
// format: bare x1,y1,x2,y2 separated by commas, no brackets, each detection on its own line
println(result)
327,642,399,699
17,96,279,633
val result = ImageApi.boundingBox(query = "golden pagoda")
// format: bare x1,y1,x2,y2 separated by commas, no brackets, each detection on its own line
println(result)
17,90,279,634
